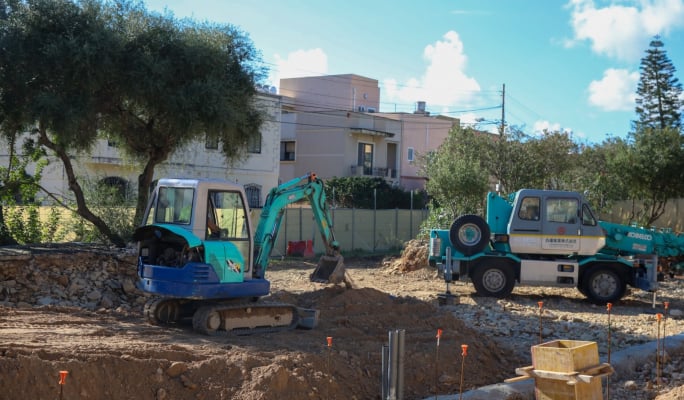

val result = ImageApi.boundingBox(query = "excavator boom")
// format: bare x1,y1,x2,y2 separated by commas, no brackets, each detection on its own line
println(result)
252,172,345,283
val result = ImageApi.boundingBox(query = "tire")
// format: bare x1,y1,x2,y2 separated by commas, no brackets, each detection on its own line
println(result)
582,267,626,304
449,215,490,256
471,260,515,298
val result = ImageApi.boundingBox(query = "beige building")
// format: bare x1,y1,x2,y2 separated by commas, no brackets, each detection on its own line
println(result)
3,93,283,208
278,74,459,190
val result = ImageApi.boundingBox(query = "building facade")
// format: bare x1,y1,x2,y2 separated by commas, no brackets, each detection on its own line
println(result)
278,74,459,190
1,93,283,209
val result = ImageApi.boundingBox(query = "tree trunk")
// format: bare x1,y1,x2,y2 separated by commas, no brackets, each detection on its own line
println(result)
38,129,126,248
133,151,169,228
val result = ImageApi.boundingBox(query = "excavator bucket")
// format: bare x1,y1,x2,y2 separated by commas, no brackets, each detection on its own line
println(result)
310,255,346,284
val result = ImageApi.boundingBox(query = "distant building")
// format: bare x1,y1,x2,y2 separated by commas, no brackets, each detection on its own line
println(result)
278,74,459,190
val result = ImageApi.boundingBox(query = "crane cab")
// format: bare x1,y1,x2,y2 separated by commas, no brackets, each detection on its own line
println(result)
505,189,606,256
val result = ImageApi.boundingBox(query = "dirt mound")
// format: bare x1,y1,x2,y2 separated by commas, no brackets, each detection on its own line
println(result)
0,249,524,400
0,289,523,400
386,239,429,273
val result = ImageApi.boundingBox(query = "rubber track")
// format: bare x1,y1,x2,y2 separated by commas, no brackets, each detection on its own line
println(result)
191,302,300,336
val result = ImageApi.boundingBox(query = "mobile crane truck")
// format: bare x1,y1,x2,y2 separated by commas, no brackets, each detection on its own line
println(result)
132,172,345,334
429,188,684,304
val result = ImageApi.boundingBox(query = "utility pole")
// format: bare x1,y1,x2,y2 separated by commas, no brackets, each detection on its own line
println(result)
500,83,506,136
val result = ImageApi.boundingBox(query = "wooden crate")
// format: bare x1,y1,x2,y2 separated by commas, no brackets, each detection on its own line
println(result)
532,340,599,373
506,341,612,400
534,375,602,400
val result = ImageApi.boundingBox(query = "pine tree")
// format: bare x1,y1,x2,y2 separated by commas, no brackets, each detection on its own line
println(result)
634,37,683,130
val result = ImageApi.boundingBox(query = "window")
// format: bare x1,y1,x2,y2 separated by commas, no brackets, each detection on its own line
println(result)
205,134,218,150
280,141,296,161
407,147,414,162
582,204,597,226
247,134,262,154
244,184,262,208
518,197,540,221
357,142,374,175
546,198,579,224
99,176,129,202
208,190,250,241
153,187,195,225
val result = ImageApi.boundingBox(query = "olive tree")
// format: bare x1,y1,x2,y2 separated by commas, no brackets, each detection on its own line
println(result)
0,0,264,246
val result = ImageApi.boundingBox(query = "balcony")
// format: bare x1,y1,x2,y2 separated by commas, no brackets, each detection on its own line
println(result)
350,165,397,179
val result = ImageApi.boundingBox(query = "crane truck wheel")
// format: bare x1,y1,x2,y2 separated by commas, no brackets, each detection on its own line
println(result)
449,215,490,256
582,267,626,304
471,260,515,298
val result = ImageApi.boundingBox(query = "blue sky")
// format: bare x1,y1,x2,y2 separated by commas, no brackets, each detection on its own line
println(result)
144,0,684,144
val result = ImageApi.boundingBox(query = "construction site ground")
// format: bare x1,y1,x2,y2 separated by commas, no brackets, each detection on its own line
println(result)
0,242,683,399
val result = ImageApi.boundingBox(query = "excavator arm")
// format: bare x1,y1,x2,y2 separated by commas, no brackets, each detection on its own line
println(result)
252,172,342,280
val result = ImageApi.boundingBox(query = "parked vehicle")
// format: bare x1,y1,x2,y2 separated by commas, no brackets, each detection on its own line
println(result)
133,173,344,334
429,189,684,304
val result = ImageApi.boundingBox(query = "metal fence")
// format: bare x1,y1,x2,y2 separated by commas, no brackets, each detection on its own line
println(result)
251,207,429,256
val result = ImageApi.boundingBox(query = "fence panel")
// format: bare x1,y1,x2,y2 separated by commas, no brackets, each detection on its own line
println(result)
250,207,428,256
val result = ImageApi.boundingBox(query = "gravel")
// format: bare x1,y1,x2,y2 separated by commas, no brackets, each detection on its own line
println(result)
437,277,684,400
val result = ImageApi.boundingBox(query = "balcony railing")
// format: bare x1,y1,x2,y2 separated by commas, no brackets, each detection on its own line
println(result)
350,165,397,179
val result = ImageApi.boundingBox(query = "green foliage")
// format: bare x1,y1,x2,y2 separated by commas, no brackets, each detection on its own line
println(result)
64,177,136,243
0,0,265,245
418,206,454,238
422,126,489,223
614,128,684,225
5,205,65,244
0,135,51,244
635,37,682,130
481,127,579,194
324,176,426,209
571,138,631,218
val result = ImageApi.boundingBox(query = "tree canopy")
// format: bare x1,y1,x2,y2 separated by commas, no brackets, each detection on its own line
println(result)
634,37,683,130
0,0,265,246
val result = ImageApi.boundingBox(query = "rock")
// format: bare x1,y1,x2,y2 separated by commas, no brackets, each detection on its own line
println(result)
122,279,137,294
180,374,197,390
438,373,458,384
166,362,188,377
624,380,638,390
669,308,683,317
156,388,167,400
100,295,114,309
37,296,54,305
87,290,102,301
56,275,69,287
154,368,164,383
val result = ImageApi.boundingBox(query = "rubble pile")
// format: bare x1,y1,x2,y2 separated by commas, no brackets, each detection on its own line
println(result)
0,244,143,310
386,239,429,272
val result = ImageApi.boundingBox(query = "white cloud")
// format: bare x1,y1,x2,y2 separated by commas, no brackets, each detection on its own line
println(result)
588,68,639,111
382,31,481,109
532,120,574,136
566,0,684,61
268,49,328,87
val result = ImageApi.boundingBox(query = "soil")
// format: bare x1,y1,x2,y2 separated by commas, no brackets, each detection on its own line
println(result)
0,243,683,400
